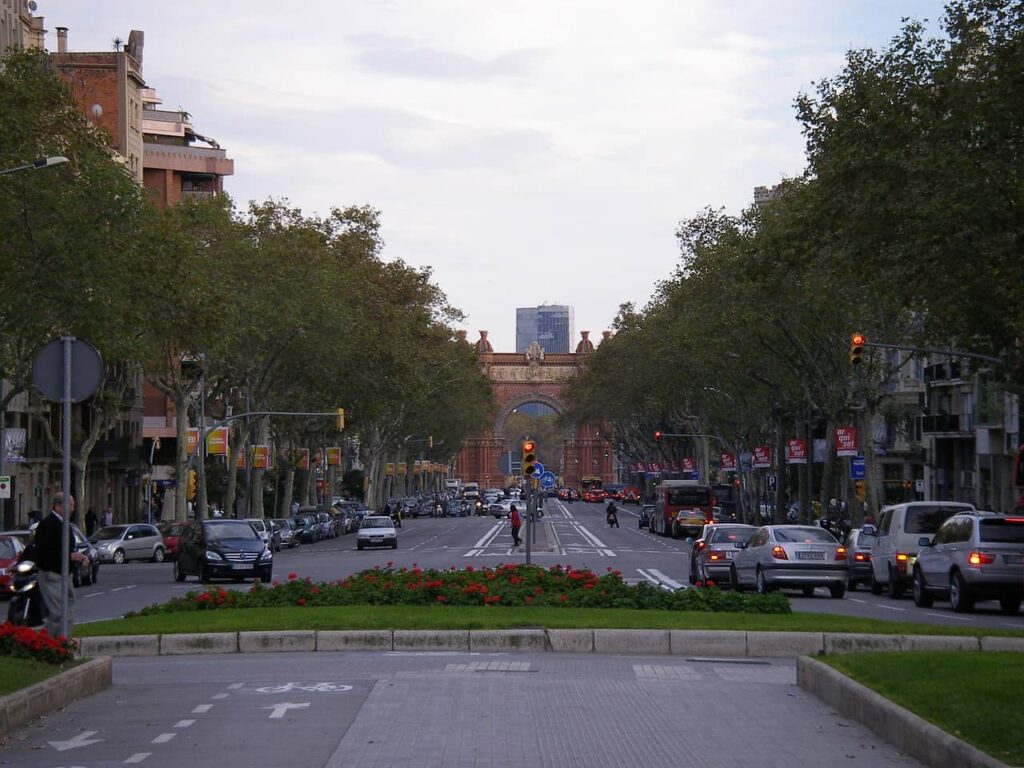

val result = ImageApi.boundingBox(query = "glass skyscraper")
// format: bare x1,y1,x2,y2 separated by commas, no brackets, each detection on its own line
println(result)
516,305,574,354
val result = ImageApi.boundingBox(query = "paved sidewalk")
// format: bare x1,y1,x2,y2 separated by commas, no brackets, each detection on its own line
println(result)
1,651,921,768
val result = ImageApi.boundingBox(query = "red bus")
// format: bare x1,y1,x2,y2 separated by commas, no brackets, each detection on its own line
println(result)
649,479,714,539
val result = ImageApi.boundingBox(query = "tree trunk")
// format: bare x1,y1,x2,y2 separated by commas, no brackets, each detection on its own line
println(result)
250,415,269,518
280,467,294,518
174,391,190,522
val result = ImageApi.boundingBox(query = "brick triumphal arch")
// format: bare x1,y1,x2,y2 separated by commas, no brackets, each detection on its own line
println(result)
454,330,613,488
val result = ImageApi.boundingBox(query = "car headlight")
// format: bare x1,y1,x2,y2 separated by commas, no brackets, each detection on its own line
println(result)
204,550,223,561
259,548,272,561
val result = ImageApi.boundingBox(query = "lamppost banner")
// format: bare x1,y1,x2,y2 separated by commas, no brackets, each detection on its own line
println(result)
835,426,858,457
786,438,808,465
295,448,310,470
252,445,271,469
720,452,736,470
385,463,394,477
326,447,341,466
753,446,771,469
682,457,695,471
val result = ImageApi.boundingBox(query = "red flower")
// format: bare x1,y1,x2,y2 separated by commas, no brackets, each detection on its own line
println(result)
558,594,568,603
287,572,298,580
436,595,446,603
523,596,533,605
296,598,306,606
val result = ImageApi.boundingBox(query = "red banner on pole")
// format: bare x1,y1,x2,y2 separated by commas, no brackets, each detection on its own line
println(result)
786,438,808,465
835,426,858,457
682,457,695,471
753,446,771,469
720,452,736,471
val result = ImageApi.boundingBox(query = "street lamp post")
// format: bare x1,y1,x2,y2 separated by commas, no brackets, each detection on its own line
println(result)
0,155,68,176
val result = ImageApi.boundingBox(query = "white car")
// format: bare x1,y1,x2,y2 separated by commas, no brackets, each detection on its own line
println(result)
356,516,398,550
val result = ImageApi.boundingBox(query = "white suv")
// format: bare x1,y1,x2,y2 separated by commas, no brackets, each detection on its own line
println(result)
866,501,974,598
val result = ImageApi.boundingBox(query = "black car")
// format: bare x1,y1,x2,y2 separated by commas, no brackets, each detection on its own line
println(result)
638,505,653,529
290,514,320,543
173,519,273,584
71,524,100,586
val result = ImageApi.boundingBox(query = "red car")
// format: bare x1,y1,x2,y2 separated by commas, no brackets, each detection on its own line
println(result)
583,489,608,503
0,534,25,596
158,522,189,560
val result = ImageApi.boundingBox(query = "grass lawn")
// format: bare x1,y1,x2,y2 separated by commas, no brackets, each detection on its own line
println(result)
0,657,64,697
75,604,1024,637
825,652,1024,766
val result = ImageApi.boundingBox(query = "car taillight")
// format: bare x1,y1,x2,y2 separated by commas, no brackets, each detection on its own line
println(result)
771,545,788,560
853,552,870,562
708,551,723,561
968,551,996,566
895,552,909,572
834,546,847,561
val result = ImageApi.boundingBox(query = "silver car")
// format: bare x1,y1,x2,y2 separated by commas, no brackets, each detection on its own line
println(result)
690,524,755,585
913,512,1024,614
731,525,848,598
89,524,165,564
356,516,398,550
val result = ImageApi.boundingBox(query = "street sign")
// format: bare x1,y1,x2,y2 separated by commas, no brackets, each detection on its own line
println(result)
766,475,777,493
539,471,555,488
850,456,866,480
532,461,545,478
32,337,103,402
0,476,9,498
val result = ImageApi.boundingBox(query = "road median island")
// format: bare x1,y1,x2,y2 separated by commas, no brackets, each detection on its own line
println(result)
0,656,111,738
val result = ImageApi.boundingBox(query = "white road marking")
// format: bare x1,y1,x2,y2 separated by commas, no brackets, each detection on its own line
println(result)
647,569,685,590
82,591,105,598
876,604,907,612
925,612,971,622
151,733,176,744
848,598,866,603
192,704,213,713
228,683,244,690
211,693,230,700
636,569,658,585
49,730,102,751
472,525,502,549
173,719,195,728
124,753,152,763
264,702,310,719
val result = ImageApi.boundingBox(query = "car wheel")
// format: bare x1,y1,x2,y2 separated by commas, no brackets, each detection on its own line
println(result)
870,568,884,595
199,564,211,584
998,596,1021,615
730,565,742,591
887,565,904,599
912,568,933,608
261,572,272,584
113,548,126,565
755,567,770,595
801,586,815,597
829,582,846,599
845,572,857,591
174,560,186,582
357,542,364,550
72,564,81,588
392,541,398,549
152,546,165,563
949,570,974,613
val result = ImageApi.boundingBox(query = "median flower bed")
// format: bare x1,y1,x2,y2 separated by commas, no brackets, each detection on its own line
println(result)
134,563,790,615
0,622,77,665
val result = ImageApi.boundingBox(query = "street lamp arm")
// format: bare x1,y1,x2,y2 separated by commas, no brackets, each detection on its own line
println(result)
0,156,69,176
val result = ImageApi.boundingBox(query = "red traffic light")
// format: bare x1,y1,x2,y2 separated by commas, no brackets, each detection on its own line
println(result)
849,333,866,366
653,430,662,443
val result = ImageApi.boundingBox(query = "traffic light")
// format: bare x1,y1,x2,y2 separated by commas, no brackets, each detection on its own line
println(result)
653,430,662,443
849,333,866,366
336,407,345,430
521,440,537,476
186,468,197,501
427,435,433,449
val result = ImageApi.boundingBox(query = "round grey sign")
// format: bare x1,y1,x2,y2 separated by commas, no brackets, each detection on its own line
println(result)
32,337,104,402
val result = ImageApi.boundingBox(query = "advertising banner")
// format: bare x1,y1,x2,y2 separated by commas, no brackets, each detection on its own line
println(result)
326,447,341,466
720,452,736,471
206,427,228,456
835,426,858,457
4,428,25,463
786,438,808,465
682,457,695,471
236,449,247,469
397,462,407,476
295,448,310,470
753,446,771,469
385,463,395,477
252,445,271,470
413,460,421,475
186,428,199,456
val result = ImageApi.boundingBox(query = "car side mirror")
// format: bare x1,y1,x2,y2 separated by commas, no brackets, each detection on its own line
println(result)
918,537,932,548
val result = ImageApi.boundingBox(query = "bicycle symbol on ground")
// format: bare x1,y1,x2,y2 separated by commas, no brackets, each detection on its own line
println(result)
255,682,353,693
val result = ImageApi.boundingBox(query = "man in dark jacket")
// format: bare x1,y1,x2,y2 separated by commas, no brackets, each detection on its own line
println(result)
34,493,87,637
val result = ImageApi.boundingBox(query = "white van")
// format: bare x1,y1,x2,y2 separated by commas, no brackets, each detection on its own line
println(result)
462,482,480,500
866,501,974,598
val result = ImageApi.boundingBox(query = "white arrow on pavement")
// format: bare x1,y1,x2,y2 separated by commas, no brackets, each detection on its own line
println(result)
48,730,102,751
264,702,310,719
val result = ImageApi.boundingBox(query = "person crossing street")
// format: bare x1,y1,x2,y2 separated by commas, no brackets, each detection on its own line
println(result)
509,504,522,548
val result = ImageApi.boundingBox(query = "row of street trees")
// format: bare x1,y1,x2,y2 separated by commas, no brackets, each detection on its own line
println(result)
565,0,1024,523
0,49,492,520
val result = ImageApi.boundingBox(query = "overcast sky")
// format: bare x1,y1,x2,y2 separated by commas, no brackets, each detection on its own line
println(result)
42,1,945,351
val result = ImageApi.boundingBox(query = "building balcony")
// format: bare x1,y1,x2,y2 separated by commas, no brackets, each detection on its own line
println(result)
920,413,973,437
143,142,234,177
924,361,964,386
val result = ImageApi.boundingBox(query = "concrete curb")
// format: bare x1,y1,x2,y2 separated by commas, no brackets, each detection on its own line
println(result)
0,656,112,737
797,656,1009,768
75,629,1024,658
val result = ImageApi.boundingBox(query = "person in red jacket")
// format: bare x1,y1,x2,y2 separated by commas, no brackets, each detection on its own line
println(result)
509,504,522,548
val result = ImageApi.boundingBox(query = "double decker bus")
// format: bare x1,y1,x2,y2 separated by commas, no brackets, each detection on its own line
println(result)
649,479,714,538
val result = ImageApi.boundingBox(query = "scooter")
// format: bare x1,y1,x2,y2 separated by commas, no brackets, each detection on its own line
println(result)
7,559,44,627
606,511,619,528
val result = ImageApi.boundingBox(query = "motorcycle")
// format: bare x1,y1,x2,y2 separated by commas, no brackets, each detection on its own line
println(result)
606,511,619,528
7,559,43,627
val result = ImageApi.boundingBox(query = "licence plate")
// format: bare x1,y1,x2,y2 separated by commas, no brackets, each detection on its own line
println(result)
1004,554,1024,565
797,551,825,560
231,563,252,570
724,551,735,559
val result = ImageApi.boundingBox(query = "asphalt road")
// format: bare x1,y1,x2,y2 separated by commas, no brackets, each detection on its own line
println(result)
65,499,1024,633
0,651,923,768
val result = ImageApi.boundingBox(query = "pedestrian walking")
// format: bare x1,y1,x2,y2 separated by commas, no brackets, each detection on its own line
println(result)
102,507,113,527
35,493,88,638
84,507,98,537
509,504,522,547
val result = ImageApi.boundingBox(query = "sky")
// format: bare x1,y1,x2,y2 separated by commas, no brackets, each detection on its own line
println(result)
40,0,947,352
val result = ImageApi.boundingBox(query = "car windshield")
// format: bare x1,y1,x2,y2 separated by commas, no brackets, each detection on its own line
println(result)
905,506,960,534
774,527,836,543
0,538,19,558
979,518,1024,543
91,526,127,541
274,519,292,529
667,489,708,506
710,527,752,544
205,522,260,542
361,518,394,529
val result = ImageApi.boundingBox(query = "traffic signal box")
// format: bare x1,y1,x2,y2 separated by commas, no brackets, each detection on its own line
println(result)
186,469,197,501
849,333,866,366
653,430,662,443
336,408,345,430
521,440,537,476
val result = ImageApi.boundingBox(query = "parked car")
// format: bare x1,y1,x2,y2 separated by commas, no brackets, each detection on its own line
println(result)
290,514,319,544
89,524,165,564
158,522,189,560
272,518,301,548
316,511,338,539
690,524,755,585
638,504,653,529
842,527,874,591
913,512,1024,614
731,525,848,598
356,515,398,550
0,534,25,596
174,518,273,584
71,524,100,586
866,501,974,598
247,518,282,552
296,507,330,540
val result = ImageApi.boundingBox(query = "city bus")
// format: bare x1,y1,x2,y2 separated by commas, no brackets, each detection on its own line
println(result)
649,479,714,539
